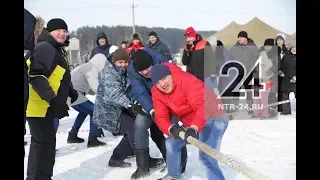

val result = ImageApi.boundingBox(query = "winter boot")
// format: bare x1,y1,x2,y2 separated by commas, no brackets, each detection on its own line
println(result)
181,145,188,173
157,174,178,180
149,156,164,168
108,154,131,168
87,137,106,148
67,132,84,144
131,148,150,180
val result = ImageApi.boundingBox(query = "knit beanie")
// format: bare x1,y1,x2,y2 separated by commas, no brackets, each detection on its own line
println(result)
150,64,171,84
238,31,248,38
133,49,153,71
149,31,157,38
46,18,68,32
112,49,129,62
184,27,196,38
264,38,275,46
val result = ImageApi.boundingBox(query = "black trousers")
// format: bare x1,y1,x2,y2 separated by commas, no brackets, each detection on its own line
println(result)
278,77,283,112
26,110,56,180
112,110,167,161
150,121,167,161
112,110,135,160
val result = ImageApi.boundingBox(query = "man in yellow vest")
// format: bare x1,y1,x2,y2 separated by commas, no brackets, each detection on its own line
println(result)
25,18,78,180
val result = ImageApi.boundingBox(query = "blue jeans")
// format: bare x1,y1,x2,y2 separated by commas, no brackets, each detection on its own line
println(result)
166,115,229,180
134,114,179,149
70,100,99,138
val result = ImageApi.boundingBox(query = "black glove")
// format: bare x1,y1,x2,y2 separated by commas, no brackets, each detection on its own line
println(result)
50,97,69,119
169,125,185,139
127,103,146,117
186,43,192,51
69,89,78,104
184,127,198,140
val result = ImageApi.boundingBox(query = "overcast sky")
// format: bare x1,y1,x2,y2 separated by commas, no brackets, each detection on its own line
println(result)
24,0,296,34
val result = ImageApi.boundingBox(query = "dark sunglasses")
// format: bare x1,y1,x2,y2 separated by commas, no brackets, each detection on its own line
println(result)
184,32,191,36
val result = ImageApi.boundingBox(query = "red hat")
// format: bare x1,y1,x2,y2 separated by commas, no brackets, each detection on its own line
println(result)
184,27,196,38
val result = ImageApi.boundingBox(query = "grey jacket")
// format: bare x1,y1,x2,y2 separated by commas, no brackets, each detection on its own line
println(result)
67,53,106,106
92,60,132,133
229,40,260,75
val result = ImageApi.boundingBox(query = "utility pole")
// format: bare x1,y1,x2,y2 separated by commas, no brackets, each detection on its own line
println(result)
130,0,137,33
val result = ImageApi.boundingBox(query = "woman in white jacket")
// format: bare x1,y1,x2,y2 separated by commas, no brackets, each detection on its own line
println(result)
66,53,108,147
66,46,120,147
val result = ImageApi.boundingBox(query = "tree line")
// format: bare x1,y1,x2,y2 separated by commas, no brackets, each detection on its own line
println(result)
69,25,216,55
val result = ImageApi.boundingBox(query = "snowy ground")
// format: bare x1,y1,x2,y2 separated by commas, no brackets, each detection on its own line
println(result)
24,93,296,180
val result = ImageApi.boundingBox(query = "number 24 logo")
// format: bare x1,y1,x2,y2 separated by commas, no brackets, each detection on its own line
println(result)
218,58,269,99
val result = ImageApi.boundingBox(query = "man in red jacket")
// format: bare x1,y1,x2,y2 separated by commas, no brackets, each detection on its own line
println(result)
181,27,217,82
151,63,229,180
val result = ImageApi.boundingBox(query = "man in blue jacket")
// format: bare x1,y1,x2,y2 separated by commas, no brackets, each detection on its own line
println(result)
127,48,187,179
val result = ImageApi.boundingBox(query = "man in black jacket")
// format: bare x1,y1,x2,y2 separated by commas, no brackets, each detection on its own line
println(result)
147,31,172,60
25,18,78,180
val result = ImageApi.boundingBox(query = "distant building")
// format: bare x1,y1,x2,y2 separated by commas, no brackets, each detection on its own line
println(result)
65,37,82,70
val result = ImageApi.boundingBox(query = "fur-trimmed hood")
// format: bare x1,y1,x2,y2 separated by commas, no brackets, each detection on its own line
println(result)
129,32,144,46
35,16,45,41
24,9,45,50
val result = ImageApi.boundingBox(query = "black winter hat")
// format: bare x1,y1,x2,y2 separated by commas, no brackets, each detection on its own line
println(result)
217,40,223,46
238,31,248,38
150,64,171,84
46,18,68,32
148,31,157,38
133,49,153,71
264,38,275,46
